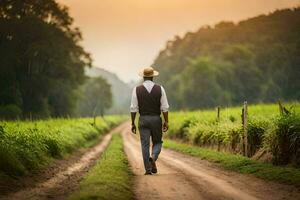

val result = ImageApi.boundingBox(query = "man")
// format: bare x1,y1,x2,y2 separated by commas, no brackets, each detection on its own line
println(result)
130,67,169,175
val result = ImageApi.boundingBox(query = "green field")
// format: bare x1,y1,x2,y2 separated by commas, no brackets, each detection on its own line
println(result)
166,103,300,167
0,116,127,177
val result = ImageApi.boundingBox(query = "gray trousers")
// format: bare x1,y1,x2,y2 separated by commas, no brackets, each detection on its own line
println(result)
138,115,163,172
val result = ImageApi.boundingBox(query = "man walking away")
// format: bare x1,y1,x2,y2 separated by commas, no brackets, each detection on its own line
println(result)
130,67,169,175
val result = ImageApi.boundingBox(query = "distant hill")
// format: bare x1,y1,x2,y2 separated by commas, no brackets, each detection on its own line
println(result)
85,67,132,114
153,7,300,109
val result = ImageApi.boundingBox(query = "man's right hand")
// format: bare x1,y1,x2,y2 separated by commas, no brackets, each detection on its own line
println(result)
163,121,169,132
131,124,136,134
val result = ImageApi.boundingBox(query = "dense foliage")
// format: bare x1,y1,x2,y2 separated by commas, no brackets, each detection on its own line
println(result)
153,8,300,109
264,112,300,166
166,103,300,167
0,116,126,176
77,77,113,117
0,0,92,119
85,67,132,114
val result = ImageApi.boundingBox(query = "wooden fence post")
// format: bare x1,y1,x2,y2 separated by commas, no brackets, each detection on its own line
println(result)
241,107,244,154
216,106,221,151
243,101,248,157
217,106,220,122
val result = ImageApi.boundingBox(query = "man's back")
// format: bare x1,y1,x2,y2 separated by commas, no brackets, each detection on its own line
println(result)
130,80,169,115
136,84,161,116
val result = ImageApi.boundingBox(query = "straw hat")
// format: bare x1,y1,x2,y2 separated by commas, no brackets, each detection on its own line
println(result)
138,67,159,77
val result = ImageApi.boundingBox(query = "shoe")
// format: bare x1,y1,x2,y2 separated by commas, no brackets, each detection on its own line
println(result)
149,157,157,174
144,171,152,175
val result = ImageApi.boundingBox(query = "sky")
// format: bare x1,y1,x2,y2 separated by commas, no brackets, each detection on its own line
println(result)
59,0,299,82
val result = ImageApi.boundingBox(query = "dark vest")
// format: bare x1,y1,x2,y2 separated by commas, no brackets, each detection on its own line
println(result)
136,84,161,116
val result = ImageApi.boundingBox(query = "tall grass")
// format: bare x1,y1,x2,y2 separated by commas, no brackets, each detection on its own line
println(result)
0,116,127,176
166,103,300,167
264,112,300,166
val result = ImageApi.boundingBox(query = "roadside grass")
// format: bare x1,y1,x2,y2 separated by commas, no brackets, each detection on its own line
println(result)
164,139,300,186
69,134,134,200
166,103,300,165
0,116,127,177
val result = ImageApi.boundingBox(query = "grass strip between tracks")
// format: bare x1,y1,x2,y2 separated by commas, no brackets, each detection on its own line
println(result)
69,133,134,200
164,139,300,186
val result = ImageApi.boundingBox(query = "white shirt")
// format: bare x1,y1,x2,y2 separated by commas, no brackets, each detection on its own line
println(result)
130,80,169,113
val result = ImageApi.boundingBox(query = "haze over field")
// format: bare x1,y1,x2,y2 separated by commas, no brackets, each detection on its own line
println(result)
59,0,299,82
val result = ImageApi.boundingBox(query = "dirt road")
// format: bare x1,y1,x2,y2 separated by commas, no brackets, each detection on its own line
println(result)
0,123,128,200
122,122,300,200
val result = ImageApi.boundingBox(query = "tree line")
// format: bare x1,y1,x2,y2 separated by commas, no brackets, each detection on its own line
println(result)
153,8,300,110
0,0,112,119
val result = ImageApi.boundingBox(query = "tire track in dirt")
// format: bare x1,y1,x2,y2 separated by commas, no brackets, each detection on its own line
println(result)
122,122,300,200
1,122,128,200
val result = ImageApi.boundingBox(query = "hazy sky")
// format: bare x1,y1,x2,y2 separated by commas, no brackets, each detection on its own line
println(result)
59,0,299,82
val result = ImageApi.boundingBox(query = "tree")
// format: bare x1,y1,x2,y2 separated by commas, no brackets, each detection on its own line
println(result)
181,57,222,109
78,77,112,122
221,44,263,103
0,0,91,119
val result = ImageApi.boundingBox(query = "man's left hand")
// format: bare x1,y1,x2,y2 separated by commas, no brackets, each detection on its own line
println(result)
131,124,137,134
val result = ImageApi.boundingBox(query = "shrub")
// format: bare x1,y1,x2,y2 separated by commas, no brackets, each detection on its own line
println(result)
247,118,270,156
169,116,197,141
0,104,22,120
264,113,300,167
229,115,236,122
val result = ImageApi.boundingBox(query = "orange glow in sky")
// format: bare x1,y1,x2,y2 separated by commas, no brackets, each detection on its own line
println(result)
59,0,299,82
